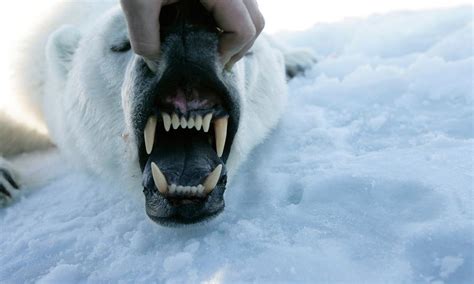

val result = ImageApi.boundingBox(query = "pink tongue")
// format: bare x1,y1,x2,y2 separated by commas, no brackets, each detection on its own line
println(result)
161,87,222,114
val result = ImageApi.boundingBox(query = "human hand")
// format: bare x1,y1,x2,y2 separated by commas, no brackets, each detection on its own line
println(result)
121,0,265,69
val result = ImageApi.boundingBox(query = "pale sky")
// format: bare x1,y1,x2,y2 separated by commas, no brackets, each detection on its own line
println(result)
259,0,472,33
0,0,471,129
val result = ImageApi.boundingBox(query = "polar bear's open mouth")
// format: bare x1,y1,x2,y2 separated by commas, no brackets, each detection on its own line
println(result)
136,61,239,225
141,88,230,197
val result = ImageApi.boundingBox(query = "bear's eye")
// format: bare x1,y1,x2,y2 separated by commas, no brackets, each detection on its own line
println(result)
111,40,131,53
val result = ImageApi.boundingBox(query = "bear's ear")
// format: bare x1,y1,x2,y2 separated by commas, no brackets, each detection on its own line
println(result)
46,25,81,76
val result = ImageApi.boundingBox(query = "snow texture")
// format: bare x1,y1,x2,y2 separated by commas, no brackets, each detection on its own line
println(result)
1,6,473,284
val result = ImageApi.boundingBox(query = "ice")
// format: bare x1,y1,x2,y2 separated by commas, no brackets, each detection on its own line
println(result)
1,6,473,283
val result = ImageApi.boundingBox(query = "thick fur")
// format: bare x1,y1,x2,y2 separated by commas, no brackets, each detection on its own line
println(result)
0,2,314,204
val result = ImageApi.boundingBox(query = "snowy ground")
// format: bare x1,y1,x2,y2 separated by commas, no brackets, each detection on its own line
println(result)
1,6,473,284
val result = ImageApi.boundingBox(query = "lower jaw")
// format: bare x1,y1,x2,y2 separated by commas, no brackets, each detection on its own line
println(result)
143,183,226,225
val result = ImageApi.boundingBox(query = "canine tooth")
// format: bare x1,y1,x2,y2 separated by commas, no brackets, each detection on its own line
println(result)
203,113,213,132
203,164,222,193
151,163,168,194
180,116,187,128
162,113,171,132
172,113,180,129
195,115,203,131
187,117,195,129
214,116,228,157
144,115,157,154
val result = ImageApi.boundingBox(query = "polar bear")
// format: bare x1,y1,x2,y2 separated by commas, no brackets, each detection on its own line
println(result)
0,1,314,225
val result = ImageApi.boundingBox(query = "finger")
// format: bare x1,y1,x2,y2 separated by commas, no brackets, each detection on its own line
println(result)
121,0,179,59
121,0,162,59
226,0,265,69
200,0,256,66
243,0,265,37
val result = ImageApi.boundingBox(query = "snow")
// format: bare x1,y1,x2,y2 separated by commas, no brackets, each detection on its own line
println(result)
1,6,473,283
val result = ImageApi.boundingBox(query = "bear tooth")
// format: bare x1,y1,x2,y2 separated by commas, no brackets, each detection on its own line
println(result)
180,116,187,128
144,115,157,154
214,116,228,157
184,186,191,193
144,58,158,73
171,113,180,129
162,113,171,132
197,185,204,196
151,163,168,194
187,117,195,129
203,113,213,132
203,164,222,193
195,115,203,131
191,186,198,194
170,184,177,194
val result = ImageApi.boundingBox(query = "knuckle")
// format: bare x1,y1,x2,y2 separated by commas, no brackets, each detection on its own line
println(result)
237,25,257,42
